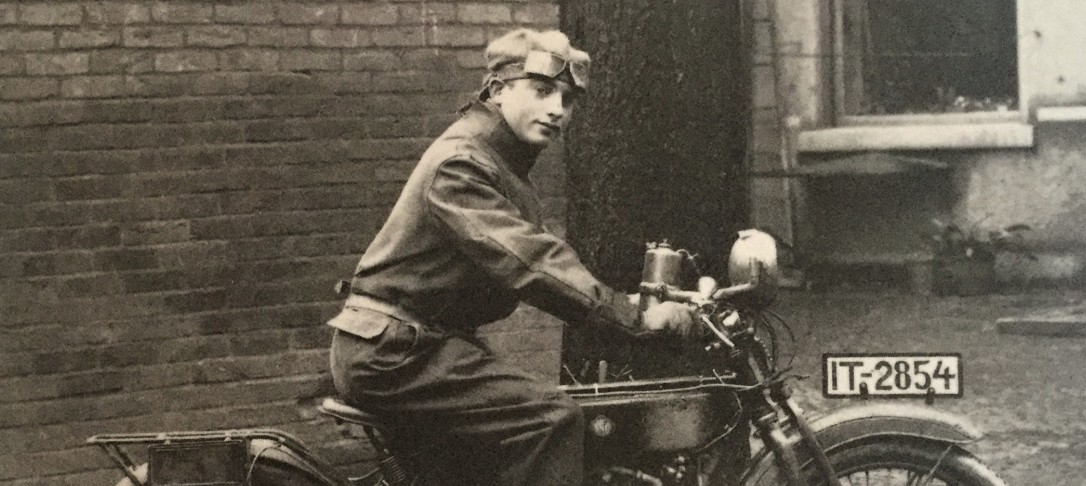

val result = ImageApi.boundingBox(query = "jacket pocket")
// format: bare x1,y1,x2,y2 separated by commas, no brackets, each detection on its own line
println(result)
367,319,422,371
327,305,391,338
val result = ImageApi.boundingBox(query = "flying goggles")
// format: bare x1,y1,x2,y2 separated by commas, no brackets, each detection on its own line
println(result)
511,50,589,90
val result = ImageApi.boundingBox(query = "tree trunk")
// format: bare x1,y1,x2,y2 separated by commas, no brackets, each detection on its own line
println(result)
560,1,750,382
561,0,749,289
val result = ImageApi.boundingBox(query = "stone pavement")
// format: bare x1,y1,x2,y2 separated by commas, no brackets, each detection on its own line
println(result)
771,289,1086,485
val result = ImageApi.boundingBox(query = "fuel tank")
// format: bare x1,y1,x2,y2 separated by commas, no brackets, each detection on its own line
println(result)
561,376,741,460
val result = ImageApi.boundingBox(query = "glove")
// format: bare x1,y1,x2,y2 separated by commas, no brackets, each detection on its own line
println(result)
641,301,700,338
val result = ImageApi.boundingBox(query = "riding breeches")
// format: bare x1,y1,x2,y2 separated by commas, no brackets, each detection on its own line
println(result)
330,316,584,486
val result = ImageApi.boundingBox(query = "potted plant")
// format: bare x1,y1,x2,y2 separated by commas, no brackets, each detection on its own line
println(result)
928,219,1033,296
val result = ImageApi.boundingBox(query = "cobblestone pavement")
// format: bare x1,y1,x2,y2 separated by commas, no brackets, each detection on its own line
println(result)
772,289,1086,485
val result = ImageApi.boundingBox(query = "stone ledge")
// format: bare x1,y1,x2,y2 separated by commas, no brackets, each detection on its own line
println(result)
1036,106,1086,123
997,305,1086,337
798,123,1034,152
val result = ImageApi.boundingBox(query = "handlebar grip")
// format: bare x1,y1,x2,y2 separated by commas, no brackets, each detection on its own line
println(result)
712,282,755,300
639,281,745,347
639,282,700,304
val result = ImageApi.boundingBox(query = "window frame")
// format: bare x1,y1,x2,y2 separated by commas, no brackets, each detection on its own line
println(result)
830,0,1027,127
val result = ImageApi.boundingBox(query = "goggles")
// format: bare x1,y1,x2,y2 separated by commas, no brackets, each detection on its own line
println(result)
519,50,589,90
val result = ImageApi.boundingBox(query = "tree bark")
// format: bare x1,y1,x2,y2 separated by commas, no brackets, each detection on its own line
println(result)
561,0,749,290
559,1,751,384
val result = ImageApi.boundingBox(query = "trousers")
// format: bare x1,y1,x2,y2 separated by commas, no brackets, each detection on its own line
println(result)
329,318,584,486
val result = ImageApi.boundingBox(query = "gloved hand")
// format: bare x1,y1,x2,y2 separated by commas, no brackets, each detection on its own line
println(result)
641,301,701,338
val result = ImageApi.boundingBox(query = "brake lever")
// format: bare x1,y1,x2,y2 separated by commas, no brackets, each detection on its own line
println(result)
711,282,755,300
701,315,735,349
640,281,738,348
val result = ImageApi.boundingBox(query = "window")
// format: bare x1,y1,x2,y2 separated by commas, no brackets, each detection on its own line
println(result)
837,0,1019,121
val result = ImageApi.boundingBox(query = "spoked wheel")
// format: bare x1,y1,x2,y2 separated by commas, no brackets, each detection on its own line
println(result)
825,438,1005,486
746,438,1006,486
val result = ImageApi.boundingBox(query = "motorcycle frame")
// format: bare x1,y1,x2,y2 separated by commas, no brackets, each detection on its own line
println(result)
88,379,987,486
726,330,843,486
88,311,989,486
87,236,997,486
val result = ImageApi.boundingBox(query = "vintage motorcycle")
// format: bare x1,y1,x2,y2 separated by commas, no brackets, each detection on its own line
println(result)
89,230,1007,486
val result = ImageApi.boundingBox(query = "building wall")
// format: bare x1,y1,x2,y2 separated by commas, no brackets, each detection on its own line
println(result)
746,0,790,244
750,0,1086,283
746,0,832,248
0,2,563,484
955,0,1086,280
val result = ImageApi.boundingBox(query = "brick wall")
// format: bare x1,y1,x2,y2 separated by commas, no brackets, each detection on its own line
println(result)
0,2,562,483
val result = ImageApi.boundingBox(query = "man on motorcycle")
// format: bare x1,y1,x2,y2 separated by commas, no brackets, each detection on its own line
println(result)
328,28,698,486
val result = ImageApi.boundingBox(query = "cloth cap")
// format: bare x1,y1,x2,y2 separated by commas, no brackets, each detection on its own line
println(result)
479,28,591,100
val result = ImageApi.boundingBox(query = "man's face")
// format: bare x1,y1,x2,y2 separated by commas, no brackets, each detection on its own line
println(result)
491,77,579,147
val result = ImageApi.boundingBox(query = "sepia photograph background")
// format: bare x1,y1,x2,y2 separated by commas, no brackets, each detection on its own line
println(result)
2,0,1084,484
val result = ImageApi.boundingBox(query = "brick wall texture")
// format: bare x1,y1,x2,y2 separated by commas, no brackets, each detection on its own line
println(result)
0,1,564,483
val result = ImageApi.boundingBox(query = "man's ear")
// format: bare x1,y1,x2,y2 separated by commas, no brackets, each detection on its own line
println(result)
487,79,507,104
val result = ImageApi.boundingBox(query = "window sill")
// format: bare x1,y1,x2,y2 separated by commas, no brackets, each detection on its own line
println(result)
797,122,1034,153
1035,106,1086,123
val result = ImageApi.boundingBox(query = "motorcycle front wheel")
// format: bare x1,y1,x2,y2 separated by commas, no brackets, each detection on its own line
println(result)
745,437,1006,486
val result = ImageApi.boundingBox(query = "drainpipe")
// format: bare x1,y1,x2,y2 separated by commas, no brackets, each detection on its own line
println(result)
767,0,799,248
739,0,755,227
832,0,845,126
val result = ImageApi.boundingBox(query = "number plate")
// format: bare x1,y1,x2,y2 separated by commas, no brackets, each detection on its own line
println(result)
822,353,962,398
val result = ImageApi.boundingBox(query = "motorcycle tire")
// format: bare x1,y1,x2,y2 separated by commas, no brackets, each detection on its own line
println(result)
744,437,1006,486
112,461,328,486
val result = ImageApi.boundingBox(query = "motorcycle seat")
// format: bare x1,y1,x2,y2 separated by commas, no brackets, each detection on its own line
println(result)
319,397,385,428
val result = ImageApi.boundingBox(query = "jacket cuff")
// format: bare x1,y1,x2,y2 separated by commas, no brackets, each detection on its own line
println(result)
584,287,641,331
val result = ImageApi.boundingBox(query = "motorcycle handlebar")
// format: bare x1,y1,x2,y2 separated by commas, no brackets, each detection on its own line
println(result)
638,280,754,306
638,282,702,304
639,281,743,348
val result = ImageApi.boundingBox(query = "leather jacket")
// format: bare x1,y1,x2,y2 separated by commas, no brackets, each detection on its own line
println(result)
336,101,639,336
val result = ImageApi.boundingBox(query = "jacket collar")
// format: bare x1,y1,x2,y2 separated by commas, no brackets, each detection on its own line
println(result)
456,101,543,178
